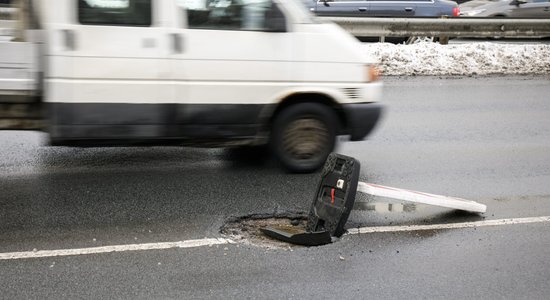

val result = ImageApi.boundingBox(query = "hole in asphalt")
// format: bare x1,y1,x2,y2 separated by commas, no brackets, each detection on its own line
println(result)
221,204,426,249
220,212,310,249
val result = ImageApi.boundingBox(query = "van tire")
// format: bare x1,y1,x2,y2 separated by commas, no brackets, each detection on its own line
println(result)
270,103,338,173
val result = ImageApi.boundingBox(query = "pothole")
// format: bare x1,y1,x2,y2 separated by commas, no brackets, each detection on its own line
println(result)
220,212,309,249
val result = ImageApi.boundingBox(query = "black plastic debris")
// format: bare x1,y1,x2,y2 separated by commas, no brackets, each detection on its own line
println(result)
261,153,360,246
261,227,332,246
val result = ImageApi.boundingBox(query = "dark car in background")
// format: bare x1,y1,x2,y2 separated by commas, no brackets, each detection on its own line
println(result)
302,0,460,17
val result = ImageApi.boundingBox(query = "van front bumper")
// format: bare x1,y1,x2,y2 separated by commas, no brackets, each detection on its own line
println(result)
343,103,383,141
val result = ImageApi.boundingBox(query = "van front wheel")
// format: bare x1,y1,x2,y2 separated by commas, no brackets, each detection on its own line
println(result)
270,103,338,173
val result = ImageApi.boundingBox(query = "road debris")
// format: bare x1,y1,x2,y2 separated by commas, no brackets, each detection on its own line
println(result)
262,153,487,246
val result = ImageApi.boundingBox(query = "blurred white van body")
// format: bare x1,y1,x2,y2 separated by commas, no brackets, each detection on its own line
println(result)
1,0,383,172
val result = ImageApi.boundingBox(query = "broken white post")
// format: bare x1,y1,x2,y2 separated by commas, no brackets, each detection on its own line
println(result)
357,182,487,213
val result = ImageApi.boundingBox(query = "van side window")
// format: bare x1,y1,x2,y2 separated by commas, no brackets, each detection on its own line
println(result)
78,0,152,26
182,0,286,31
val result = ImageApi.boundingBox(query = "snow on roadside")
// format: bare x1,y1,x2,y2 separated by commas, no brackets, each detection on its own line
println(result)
364,42,550,76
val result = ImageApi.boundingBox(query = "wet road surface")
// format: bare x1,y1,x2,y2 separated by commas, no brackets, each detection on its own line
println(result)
1,75,550,299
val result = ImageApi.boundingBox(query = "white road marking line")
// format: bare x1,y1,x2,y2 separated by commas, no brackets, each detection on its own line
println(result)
0,238,233,261
2,217,549,260
347,216,550,235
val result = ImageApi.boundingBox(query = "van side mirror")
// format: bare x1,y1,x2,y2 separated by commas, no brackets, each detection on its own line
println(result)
265,4,287,32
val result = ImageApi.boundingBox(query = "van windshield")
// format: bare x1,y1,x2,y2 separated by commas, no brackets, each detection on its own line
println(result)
177,0,317,24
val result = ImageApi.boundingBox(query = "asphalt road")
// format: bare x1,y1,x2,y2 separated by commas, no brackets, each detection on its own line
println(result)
1,75,550,299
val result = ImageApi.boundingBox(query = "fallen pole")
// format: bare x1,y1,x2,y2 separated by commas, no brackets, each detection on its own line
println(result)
357,182,487,213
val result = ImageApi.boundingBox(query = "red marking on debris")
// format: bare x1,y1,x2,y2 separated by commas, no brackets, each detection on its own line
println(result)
331,188,335,205
408,190,438,198
367,183,401,192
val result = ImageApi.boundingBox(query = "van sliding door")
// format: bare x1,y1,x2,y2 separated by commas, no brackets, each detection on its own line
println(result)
48,0,169,143
169,0,293,139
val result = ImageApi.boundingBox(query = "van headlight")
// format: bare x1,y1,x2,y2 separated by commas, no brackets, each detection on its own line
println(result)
366,65,381,82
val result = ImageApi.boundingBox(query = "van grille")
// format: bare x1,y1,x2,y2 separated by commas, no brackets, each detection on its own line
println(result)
341,88,360,100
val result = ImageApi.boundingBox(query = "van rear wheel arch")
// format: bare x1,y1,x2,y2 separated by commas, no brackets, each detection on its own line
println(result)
268,93,346,133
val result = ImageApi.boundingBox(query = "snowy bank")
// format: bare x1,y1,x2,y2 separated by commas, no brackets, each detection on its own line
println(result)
364,42,550,76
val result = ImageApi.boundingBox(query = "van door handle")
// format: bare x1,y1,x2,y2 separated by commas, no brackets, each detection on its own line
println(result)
171,33,183,53
358,7,367,12
405,7,414,12
61,29,76,51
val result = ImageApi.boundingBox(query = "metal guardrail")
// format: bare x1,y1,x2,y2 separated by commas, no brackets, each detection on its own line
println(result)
323,17,550,38
2,6,550,39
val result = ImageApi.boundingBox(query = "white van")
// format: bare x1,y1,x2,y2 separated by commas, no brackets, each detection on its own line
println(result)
1,0,382,172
